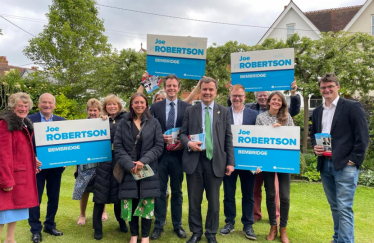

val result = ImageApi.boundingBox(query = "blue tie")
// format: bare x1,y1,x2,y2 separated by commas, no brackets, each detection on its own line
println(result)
166,102,175,130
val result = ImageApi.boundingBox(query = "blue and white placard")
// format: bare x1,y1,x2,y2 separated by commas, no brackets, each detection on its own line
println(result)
232,125,300,173
231,48,294,91
147,34,207,80
34,119,112,169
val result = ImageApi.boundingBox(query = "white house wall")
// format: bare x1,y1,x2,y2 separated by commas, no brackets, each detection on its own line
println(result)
346,1,374,34
266,8,321,41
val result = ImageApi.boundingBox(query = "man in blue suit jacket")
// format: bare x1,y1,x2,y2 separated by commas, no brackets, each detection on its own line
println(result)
28,93,66,243
310,73,369,243
150,75,190,240
220,84,258,240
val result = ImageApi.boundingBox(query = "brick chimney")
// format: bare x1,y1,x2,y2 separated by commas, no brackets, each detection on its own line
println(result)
0,56,8,66
31,66,38,70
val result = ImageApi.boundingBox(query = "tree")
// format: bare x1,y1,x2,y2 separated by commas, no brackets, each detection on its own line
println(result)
90,48,147,103
23,0,110,98
0,69,24,111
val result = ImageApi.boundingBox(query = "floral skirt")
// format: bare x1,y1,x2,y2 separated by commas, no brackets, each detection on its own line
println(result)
121,198,154,222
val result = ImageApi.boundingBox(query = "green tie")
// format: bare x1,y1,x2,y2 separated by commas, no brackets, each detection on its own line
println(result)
205,107,213,160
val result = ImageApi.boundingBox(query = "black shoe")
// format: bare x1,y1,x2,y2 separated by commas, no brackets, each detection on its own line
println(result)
243,227,257,240
186,234,201,243
94,229,103,240
174,227,187,238
219,222,234,235
31,233,42,243
43,228,63,236
150,227,163,240
207,236,218,243
120,222,128,233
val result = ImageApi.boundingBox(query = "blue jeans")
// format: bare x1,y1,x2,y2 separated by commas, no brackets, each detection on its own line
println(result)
320,158,359,243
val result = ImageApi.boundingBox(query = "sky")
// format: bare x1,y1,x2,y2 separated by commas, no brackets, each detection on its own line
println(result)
0,0,365,69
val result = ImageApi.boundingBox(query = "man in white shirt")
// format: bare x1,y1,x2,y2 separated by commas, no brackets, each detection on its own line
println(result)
310,73,369,243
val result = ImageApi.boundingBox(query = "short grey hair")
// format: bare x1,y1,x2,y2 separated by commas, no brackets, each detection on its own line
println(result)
254,91,270,98
152,90,167,104
8,92,33,110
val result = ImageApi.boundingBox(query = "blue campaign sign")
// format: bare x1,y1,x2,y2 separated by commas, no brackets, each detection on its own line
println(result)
231,48,295,92
147,34,207,80
232,125,300,174
34,119,112,169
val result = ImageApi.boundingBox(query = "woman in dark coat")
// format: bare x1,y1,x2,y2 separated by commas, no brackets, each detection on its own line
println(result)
0,92,39,243
114,93,163,243
92,94,127,240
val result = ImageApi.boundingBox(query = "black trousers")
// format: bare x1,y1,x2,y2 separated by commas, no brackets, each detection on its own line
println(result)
186,153,223,238
129,198,152,237
262,172,291,227
223,169,256,229
154,152,184,229
29,169,62,233
93,202,124,229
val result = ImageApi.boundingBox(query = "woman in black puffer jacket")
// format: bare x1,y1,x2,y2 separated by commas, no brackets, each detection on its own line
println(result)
114,93,163,243
92,94,128,240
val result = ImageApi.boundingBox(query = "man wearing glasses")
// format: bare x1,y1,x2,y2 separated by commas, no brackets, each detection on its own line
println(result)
310,73,369,243
219,84,258,240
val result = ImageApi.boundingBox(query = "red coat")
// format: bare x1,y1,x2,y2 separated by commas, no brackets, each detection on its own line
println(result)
0,111,39,211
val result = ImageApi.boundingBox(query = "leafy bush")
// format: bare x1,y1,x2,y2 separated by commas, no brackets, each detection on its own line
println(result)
358,170,374,187
301,153,321,182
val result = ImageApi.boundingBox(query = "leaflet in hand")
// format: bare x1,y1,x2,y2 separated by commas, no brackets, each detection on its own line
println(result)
315,133,332,156
164,127,181,150
142,75,162,94
132,164,155,180
189,133,206,150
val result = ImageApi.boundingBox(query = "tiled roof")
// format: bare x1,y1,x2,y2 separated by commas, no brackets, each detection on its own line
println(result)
304,5,362,32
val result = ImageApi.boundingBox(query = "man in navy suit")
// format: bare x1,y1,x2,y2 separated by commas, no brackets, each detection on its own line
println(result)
150,75,190,240
310,73,369,243
220,84,258,240
28,93,66,243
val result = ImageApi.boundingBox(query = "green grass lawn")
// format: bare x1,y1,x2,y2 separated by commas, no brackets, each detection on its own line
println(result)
9,166,374,243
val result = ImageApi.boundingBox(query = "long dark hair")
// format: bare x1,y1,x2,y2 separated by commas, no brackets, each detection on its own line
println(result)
129,93,151,120
266,91,288,125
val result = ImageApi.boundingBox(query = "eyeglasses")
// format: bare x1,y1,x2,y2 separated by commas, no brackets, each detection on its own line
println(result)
231,95,245,98
319,85,336,90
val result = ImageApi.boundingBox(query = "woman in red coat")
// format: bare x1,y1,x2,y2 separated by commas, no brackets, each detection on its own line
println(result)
0,92,39,243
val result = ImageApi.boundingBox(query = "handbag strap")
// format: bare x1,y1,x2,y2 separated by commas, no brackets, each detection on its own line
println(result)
130,120,147,158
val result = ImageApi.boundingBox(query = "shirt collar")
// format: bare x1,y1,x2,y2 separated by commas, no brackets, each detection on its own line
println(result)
323,95,340,109
166,98,178,106
40,112,54,121
232,106,245,114
201,101,215,110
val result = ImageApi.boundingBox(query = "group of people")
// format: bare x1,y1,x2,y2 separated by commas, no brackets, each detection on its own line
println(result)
0,72,368,243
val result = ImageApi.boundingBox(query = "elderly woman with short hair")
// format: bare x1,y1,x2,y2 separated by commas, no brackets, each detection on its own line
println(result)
0,92,39,243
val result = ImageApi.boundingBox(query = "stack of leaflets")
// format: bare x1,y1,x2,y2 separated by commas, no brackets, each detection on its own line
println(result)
315,133,332,156
132,164,155,180
189,133,206,150
142,75,162,94
164,127,181,150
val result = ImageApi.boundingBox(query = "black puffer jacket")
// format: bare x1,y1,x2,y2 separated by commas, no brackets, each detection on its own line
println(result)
93,111,126,204
114,113,164,199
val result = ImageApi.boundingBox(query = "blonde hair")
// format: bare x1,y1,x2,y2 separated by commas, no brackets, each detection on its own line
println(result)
86,98,102,112
152,90,166,104
8,92,33,110
230,84,245,94
101,94,125,116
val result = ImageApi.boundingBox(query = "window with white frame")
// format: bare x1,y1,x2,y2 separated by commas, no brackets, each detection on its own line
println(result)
287,24,295,38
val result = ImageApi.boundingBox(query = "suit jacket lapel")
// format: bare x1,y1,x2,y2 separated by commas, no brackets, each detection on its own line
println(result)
317,106,323,133
160,99,167,130
330,98,345,134
229,107,234,125
194,104,202,132
213,104,219,131
176,99,183,127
